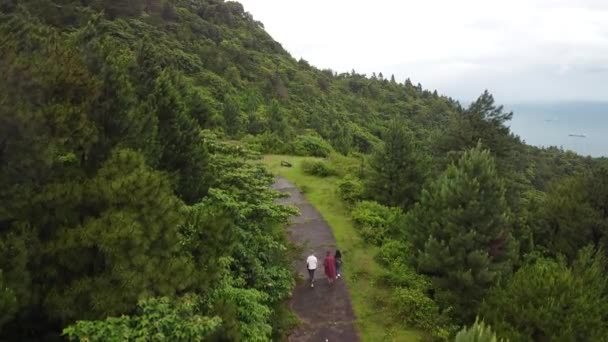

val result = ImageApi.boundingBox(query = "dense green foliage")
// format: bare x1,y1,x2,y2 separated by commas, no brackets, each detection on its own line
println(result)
300,159,336,177
480,248,608,341
454,318,503,342
407,145,517,321
1,0,607,340
0,2,298,339
351,201,403,245
63,296,222,341
365,117,427,210
291,133,333,157
337,175,364,205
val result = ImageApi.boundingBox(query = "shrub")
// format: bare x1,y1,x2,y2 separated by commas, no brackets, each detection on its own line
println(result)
291,134,333,157
392,287,439,331
242,132,287,154
377,262,430,292
375,240,428,290
376,239,409,266
351,201,403,244
301,160,336,177
63,296,222,341
328,152,365,177
454,318,504,342
337,175,363,205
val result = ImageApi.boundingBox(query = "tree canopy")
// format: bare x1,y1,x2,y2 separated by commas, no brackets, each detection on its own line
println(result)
1,0,606,340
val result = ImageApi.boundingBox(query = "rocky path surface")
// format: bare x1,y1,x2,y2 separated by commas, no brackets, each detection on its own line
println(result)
273,177,359,342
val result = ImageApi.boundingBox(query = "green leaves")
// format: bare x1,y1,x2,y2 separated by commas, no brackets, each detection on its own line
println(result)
454,318,504,342
44,149,194,321
301,159,336,177
292,133,333,157
351,201,404,245
63,295,222,341
365,117,427,210
407,145,516,322
481,248,608,341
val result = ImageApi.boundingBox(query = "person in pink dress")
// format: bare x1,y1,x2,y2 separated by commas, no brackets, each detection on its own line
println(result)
324,250,337,285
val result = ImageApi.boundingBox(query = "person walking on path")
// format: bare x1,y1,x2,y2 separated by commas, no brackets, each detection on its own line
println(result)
324,251,337,285
335,250,342,278
306,252,318,288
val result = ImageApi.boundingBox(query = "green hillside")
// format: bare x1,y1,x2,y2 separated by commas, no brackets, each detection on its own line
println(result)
1,0,607,341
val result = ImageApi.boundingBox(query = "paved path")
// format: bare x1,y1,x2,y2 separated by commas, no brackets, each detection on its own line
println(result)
273,177,359,342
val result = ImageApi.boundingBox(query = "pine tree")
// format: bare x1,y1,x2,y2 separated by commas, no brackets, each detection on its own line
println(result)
330,120,352,155
438,90,515,162
407,144,516,321
366,117,426,210
146,70,211,203
267,99,288,139
43,149,196,322
223,95,243,136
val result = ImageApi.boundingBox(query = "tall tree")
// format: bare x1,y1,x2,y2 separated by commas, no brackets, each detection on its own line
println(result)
223,95,243,137
267,99,288,139
42,149,195,322
407,144,517,321
146,70,211,203
437,90,516,161
365,117,426,210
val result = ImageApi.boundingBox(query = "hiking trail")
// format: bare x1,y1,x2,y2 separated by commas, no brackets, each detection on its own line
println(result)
273,177,359,342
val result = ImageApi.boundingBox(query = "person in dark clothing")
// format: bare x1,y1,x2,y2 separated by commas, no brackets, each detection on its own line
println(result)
335,250,342,278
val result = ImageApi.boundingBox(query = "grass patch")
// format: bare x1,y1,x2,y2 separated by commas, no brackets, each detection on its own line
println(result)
263,155,423,342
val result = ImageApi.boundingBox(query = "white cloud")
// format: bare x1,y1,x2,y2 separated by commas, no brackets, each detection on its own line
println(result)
238,0,608,102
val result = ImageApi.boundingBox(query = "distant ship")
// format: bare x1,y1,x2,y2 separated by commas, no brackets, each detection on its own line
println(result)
568,133,587,138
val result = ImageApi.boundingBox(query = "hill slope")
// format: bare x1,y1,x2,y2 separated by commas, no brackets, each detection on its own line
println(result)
1,0,606,340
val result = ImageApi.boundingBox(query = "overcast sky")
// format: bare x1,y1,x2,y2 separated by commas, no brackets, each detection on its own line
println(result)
238,0,608,103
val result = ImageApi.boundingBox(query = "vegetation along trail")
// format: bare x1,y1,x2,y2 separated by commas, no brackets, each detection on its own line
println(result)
273,177,359,342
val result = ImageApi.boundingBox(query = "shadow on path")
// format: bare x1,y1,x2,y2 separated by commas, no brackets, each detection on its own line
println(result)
273,177,359,342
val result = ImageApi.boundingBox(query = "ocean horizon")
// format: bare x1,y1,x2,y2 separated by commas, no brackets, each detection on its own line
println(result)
506,102,608,158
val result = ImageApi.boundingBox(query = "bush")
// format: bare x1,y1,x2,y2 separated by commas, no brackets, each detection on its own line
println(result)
378,263,430,292
337,175,363,205
292,134,333,157
328,152,365,177
392,287,439,331
351,201,403,244
63,296,222,341
242,132,288,154
454,318,504,342
376,239,409,266
301,160,336,177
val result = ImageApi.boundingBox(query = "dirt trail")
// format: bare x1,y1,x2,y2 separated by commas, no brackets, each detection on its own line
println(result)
273,177,359,342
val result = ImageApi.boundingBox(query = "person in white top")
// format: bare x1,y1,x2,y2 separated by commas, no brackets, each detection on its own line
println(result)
306,253,318,288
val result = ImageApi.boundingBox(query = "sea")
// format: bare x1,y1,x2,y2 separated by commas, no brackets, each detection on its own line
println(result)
506,102,608,158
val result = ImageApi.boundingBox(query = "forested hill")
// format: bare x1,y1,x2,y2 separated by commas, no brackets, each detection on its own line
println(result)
0,0,594,183
2,0,607,341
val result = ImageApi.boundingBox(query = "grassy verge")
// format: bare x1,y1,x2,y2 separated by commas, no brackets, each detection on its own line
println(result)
263,154,422,342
